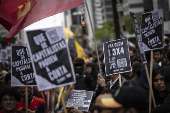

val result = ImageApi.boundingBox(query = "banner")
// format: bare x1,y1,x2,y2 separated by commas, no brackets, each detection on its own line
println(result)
103,38,132,75
140,9,164,51
11,45,36,86
66,90,93,112
26,27,76,91
0,0,85,44
130,12,147,64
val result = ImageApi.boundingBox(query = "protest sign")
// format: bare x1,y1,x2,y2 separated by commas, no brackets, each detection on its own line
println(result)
66,90,93,112
25,27,76,91
0,49,8,62
11,45,36,86
140,9,164,51
103,38,132,75
130,12,147,64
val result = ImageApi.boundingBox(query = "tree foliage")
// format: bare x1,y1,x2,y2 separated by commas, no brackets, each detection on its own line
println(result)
95,20,115,42
122,14,141,34
0,36,16,48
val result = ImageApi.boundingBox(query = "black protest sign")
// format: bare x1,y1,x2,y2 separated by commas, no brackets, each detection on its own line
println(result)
66,90,93,112
11,45,36,86
141,9,164,51
26,27,76,91
103,38,132,75
130,12,147,64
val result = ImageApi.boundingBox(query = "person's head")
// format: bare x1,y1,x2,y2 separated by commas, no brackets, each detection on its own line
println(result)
153,49,163,63
132,61,142,77
145,51,151,62
0,86,21,113
85,62,97,75
5,73,11,86
0,70,8,82
108,74,119,81
73,57,85,68
152,68,166,93
101,86,148,113
129,49,135,60
92,57,102,71
93,89,115,113
19,87,33,102
166,49,170,63
163,66,170,93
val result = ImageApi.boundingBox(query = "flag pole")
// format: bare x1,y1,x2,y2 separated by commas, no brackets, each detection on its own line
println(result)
85,3,102,74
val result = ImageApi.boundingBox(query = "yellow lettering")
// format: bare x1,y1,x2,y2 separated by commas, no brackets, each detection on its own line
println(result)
17,0,31,20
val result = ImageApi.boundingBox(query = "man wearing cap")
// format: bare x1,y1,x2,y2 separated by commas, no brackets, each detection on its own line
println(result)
73,57,93,91
0,70,8,92
101,86,149,113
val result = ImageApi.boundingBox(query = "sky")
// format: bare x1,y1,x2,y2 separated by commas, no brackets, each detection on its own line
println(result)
25,13,64,30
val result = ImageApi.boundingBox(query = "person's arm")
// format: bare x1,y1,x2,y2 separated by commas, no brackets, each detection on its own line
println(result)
140,68,149,89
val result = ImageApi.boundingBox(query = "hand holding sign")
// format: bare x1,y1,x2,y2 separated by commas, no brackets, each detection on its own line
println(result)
68,106,83,113
97,74,106,87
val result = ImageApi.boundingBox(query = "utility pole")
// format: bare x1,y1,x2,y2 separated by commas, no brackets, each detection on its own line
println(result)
112,0,120,39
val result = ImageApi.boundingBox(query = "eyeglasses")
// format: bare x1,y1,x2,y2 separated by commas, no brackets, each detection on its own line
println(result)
2,98,16,103
91,106,113,113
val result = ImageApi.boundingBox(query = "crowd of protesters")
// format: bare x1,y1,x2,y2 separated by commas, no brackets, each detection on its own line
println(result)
0,37,170,113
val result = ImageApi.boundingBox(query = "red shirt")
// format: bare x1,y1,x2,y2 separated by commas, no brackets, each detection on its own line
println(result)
0,110,4,113
16,96,45,112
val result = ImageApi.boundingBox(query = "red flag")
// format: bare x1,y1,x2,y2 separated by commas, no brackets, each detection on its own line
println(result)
0,0,85,44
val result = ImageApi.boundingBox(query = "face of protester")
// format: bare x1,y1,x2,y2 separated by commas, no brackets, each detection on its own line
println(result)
153,51,162,63
19,87,32,97
86,67,92,74
94,94,113,113
129,50,134,59
1,95,19,112
153,74,166,92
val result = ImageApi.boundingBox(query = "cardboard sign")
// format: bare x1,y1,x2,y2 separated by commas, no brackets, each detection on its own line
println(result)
141,9,164,51
66,90,93,112
11,45,36,86
0,49,8,63
103,38,132,75
130,12,147,64
25,27,76,91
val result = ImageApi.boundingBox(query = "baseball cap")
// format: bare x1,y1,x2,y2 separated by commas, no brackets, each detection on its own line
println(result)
101,86,148,110
73,58,85,65
0,70,8,79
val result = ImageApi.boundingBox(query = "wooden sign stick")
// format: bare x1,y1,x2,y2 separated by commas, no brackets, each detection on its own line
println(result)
149,50,154,113
61,95,67,113
119,74,122,87
25,87,28,113
144,64,156,107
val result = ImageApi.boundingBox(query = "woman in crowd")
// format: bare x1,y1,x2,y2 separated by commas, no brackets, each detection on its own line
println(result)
152,68,170,106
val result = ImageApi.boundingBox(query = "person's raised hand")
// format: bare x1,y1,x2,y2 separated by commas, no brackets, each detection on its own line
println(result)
97,74,106,87
68,106,83,113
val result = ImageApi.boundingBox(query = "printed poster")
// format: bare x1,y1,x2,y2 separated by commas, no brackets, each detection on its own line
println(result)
11,45,36,86
25,27,76,91
103,38,132,75
140,9,164,51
